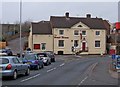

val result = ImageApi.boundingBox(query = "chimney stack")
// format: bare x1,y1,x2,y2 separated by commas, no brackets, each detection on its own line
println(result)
65,12,69,18
86,14,91,18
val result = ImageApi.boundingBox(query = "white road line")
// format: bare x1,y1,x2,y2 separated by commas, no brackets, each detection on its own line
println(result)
47,67,56,72
53,67,56,70
78,76,88,85
47,68,54,72
20,74,40,82
60,63,65,67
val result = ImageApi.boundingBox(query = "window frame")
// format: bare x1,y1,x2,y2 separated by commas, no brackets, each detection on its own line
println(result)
58,40,64,47
34,44,40,49
95,40,100,48
82,31,86,36
41,43,46,50
74,40,79,48
96,31,100,36
74,30,79,36
59,30,64,35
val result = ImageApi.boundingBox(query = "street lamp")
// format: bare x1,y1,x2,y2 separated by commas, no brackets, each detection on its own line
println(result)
19,0,22,58
113,28,117,54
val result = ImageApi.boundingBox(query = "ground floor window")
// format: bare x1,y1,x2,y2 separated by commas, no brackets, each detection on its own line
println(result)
34,44,40,49
58,40,64,47
41,43,46,50
95,40,100,47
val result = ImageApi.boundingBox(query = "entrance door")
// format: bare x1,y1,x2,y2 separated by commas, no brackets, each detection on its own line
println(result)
82,42,86,51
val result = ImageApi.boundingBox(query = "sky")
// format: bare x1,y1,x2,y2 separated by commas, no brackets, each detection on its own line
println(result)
0,0,119,24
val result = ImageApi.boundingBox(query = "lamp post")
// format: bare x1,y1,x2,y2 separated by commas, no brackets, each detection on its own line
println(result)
113,28,117,54
19,0,22,58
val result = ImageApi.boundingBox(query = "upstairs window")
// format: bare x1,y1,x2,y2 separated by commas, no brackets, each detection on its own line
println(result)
59,30,64,35
74,30,79,35
82,31,86,36
96,31,100,36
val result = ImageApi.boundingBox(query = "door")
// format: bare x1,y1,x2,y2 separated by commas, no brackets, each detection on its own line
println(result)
82,42,86,51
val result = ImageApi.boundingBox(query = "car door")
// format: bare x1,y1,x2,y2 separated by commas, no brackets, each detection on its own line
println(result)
12,58,22,74
17,58,27,73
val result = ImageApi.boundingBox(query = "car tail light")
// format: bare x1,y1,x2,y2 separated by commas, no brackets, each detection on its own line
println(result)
34,60,38,64
6,64,12,70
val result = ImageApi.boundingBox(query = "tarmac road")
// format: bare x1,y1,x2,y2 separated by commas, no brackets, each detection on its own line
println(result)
2,55,118,86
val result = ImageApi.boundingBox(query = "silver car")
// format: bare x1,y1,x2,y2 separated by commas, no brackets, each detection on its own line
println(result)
37,52,51,66
0,56,30,80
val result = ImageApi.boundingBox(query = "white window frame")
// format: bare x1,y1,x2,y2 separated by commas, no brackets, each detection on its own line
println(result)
74,40,79,48
58,40,64,48
96,31,100,36
95,40,101,48
82,31,86,36
74,30,79,36
59,30,64,35
41,43,46,50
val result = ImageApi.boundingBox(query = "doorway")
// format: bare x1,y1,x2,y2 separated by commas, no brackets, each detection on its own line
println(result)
82,42,86,51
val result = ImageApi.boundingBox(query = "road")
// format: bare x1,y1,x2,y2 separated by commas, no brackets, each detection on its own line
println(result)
2,55,118,86
7,37,27,55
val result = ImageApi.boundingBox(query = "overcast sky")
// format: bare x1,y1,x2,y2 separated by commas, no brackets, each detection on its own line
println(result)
1,1,119,23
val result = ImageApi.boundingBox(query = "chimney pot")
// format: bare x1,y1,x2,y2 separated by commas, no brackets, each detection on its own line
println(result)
65,12,69,18
86,14,91,18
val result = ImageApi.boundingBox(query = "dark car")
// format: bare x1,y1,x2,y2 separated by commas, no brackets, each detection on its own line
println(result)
0,48,13,56
45,51,55,62
23,53,44,70
0,56,30,80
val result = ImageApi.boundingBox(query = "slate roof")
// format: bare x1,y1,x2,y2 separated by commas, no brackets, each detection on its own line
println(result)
50,16,108,29
32,13,110,35
32,21,52,35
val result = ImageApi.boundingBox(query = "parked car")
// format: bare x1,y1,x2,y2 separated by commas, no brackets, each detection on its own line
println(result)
0,49,7,55
45,51,55,62
116,57,120,72
37,52,51,66
0,48,13,56
0,56,30,80
23,53,44,70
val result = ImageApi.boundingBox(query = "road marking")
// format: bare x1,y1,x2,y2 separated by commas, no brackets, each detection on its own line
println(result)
53,67,56,70
20,74,40,82
75,56,81,58
47,67,56,72
60,63,65,67
78,76,88,85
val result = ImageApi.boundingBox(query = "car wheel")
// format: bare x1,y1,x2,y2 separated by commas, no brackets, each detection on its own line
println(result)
25,68,30,76
13,71,17,80
36,65,40,70
53,59,55,62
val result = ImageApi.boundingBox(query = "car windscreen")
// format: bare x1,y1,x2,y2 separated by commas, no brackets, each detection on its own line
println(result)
38,53,47,57
0,58,9,64
24,54,36,60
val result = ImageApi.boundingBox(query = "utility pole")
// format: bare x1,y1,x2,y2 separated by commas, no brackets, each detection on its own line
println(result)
20,0,22,58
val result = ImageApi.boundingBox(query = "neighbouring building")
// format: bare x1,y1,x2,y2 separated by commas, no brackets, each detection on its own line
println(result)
29,12,110,55
29,21,53,52
107,22,120,55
